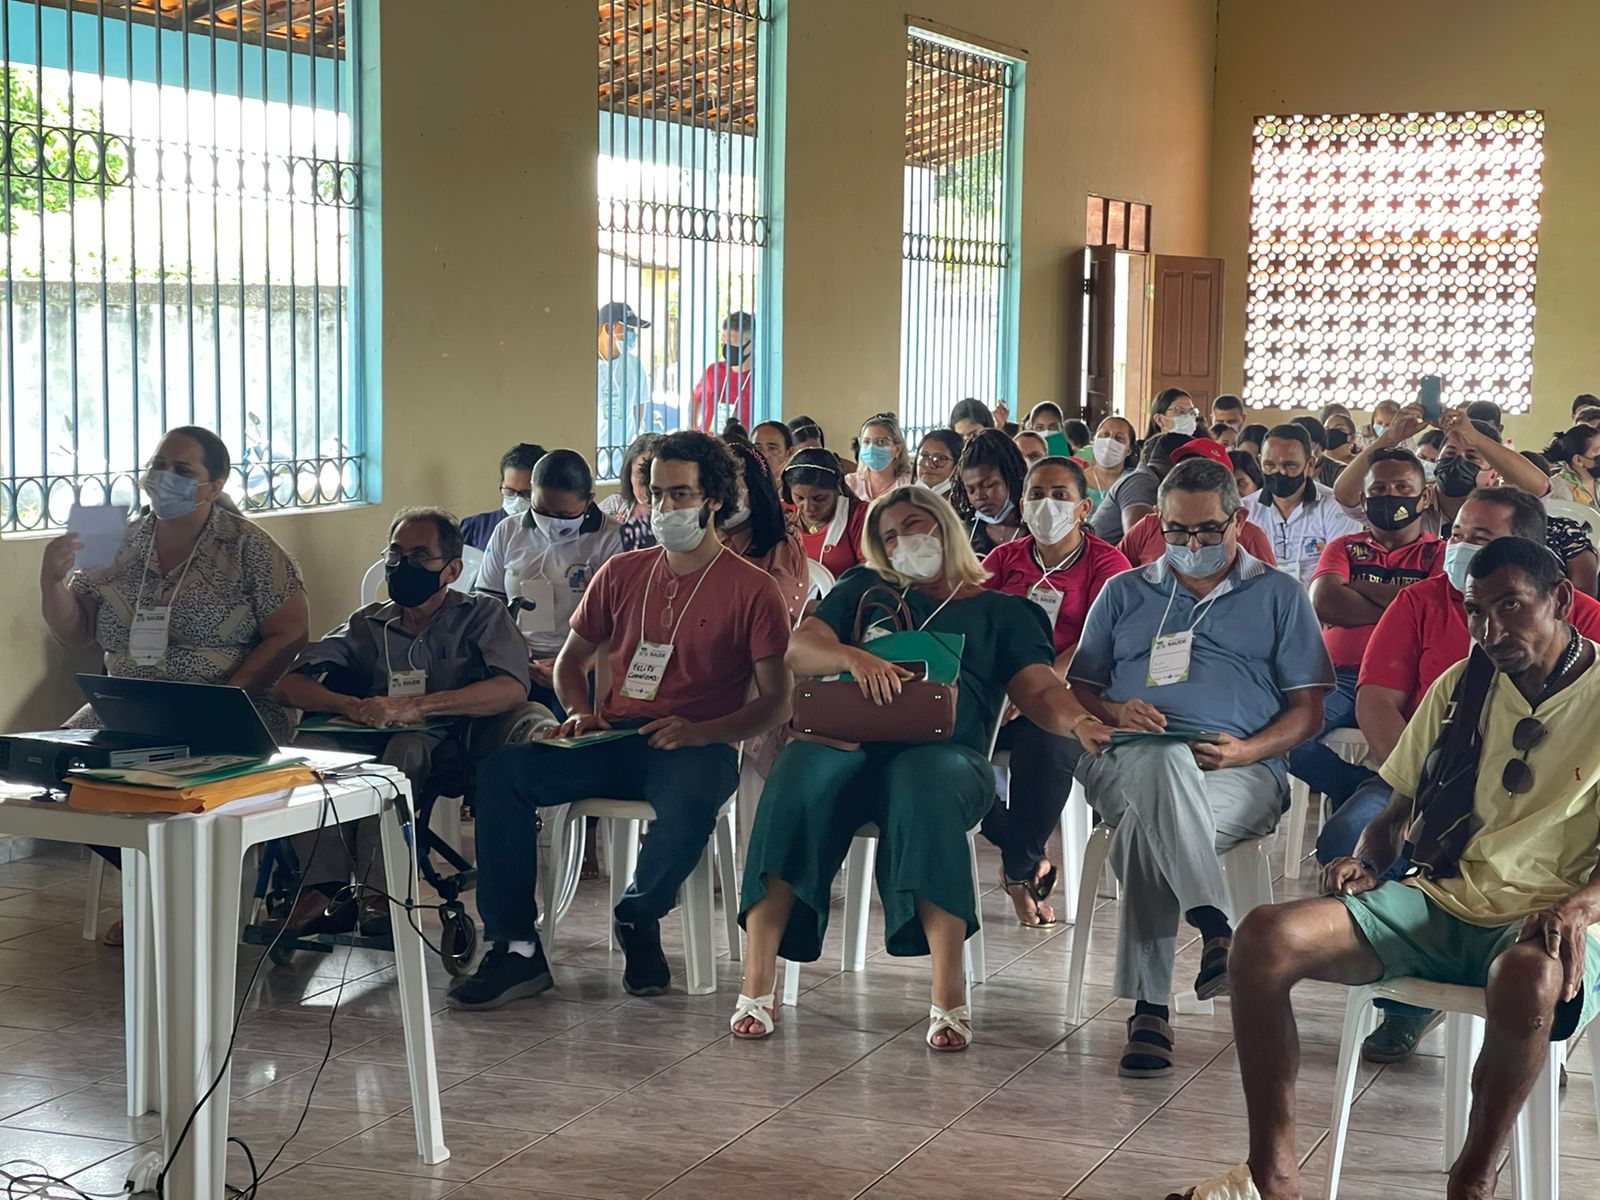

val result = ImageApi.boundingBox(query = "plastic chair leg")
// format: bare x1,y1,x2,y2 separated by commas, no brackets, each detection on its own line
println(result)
1066,825,1114,1024
539,804,572,959
714,804,741,962
1512,1046,1560,1200
1058,782,1091,924
841,836,877,973
604,818,641,950
1283,779,1310,880
680,843,716,995
780,957,800,1007
964,829,986,987
83,852,105,941
1325,986,1380,1200
1443,1013,1485,1168
1590,1027,1600,1158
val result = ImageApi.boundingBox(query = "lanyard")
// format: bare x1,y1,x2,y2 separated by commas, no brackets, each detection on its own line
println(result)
639,547,723,648
1029,537,1085,595
1154,571,1225,640
382,614,426,677
130,517,206,625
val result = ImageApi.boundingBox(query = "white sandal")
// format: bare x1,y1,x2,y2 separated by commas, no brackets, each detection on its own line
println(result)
1164,1163,1263,1200
925,1003,972,1052
729,992,777,1039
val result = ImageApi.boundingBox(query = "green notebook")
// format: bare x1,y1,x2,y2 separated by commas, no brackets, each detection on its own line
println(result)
70,753,306,789
844,630,965,685
540,728,639,750
298,713,448,735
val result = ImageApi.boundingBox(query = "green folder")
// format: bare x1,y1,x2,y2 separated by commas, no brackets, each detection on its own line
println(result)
540,728,639,750
1109,728,1224,747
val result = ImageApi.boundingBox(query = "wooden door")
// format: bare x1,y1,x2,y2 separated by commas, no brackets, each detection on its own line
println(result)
1081,245,1117,428
1150,255,1224,421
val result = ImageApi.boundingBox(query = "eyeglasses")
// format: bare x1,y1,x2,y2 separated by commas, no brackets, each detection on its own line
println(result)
649,486,704,505
383,547,448,569
1161,523,1231,546
1501,716,1547,794
500,486,532,499
918,452,953,467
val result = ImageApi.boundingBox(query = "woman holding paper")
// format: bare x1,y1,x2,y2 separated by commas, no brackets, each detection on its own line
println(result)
40,426,309,744
732,486,1112,1051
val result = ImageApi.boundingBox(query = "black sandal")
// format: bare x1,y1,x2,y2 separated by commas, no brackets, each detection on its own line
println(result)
1194,935,1233,1000
1119,1011,1174,1078
998,865,1060,928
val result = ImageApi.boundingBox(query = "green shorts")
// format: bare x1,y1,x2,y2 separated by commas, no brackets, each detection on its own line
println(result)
1338,881,1600,1041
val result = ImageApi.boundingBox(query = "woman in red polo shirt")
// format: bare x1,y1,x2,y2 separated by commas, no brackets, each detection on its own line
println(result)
981,455,1131,926
782,448,865,580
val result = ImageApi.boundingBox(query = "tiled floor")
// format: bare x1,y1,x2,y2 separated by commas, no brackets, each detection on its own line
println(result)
0,829,1597,1198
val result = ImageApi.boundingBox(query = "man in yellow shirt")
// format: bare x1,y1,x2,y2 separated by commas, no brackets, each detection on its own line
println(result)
1167,535,1600,1200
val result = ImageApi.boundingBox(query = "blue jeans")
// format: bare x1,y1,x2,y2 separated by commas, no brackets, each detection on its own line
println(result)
1287,666,1374,808
1315,775,1431,1021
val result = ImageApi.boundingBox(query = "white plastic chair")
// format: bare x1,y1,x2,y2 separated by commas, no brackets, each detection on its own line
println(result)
1325,977,1600,1200
1064,820,1277,1024
358,544,485,608
805,558,836,600
1283,727,1370,879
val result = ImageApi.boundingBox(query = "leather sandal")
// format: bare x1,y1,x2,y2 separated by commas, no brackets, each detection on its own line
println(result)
729,992,777,1040
1194,935,1233,1000
999,865,1060,929
1164,1163,1263,1199
1119,1012,1174,1078
926,1003,972,1052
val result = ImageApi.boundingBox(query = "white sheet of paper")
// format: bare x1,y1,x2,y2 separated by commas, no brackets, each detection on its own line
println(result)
68,503,128,572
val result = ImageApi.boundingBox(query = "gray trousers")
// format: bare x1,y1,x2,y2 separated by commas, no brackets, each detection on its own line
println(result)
292,730,445,888
1079,740,1282,1002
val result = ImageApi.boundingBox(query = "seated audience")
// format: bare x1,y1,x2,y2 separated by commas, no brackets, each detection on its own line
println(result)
733,486,1110,1049
43,425,308,745
1068,457,1331,1078
915,428,963,498
1024,401,1065,434
1522,450,1599,596
460,442,547,552
846,412,914,502
1082,415,1138,508
724,439,809,619
598,432,660,551
1415,427,1444,465
1573,392,1600,421
1362,397,1401,445
1324,487,1600,1061
1237,423,1269,458
785,448,866,577
1321,417,1359,474
1119,439,1277,567
1014,429,1048,468
1089,431,1188,546
275,509,529,935
953,428,1028,554
1144,387,1199,440
1212,393,1247,434
1063,418,1092,459
1464,398,1505,439
981,456,1130,924
750,420,793,483
950,397,996,440
1171,536,1600,1200
1544,424,1600,509
1290,415,1344,489
448,431,792,1008
787,414,855,473
1230,448,1264,499
1292,448,1441,808
1242,423,1361,585
1210,423,1238,449
477,450,622,710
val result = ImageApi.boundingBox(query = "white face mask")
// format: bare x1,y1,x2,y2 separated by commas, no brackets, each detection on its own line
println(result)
888,531,945,581
651,505,709,553
723,502,751,530
1092,437,1129,469
1169,412,1198,436
1023,497,1081,544
925,478,953,497
531,511,585,540
502,494,531,518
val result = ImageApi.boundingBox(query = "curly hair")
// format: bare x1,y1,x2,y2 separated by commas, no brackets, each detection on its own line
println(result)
646,430,741,528
951,427,1027,522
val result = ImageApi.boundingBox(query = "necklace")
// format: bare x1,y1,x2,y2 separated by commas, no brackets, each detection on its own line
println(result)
1538,623,1583,702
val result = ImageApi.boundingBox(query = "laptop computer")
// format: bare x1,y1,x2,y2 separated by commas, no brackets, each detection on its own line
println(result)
75,675,283,757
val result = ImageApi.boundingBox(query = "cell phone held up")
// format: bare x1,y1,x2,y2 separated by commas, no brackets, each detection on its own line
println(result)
1417,375,1443,423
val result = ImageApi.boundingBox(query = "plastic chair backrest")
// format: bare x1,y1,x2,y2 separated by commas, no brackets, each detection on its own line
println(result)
359,543,486,609
807,559,836,599
1547,499,1600,552
358,559,384,608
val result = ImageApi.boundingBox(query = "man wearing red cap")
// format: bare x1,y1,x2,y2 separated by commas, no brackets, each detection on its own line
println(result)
1117,439,1278,567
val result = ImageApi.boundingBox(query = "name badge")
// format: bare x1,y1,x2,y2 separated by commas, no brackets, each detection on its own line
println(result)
621,639,674,700
128,607,172,667
1147,630,1194,687
1027,583,1064,627
388,669,427,698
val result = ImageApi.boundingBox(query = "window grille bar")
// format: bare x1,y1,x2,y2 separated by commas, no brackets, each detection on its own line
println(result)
4,0,16,498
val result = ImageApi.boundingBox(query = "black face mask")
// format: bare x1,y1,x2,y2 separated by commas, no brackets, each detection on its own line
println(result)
386,559,444,608
722,340,749,368
1435,454,1480,498
1262,471,1306,500
1365,494,1422,532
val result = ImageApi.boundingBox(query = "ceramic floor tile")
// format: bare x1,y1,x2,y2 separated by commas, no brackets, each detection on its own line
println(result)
0,1125,135,1180
484,1036,694,1090
443,1188,588,1200
311,1114,542,1181
470,1130,712,1199
1,1030,128,1083
648,1143,882,1200
3,1082,161,1142
867,1127,1105,1200
1068,1149,1240,1199
246,1057,472,1118
555,1087,777,1147
793,1072,997,1129
436,1074,617,1134
249,1162,460,1198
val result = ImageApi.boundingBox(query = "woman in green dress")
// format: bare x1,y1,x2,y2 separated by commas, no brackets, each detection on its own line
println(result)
732,486,1112,1050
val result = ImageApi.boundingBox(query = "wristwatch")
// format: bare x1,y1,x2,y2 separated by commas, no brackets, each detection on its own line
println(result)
1357,856,1380,878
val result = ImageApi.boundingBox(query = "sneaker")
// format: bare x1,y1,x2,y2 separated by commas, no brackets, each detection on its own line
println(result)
446,941,554,1010
1361,1009,1444,1063
614,919,670,996
356,894,392,940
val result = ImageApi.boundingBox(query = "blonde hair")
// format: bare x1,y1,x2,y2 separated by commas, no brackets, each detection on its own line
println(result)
861,485,989,592
860,413,911,479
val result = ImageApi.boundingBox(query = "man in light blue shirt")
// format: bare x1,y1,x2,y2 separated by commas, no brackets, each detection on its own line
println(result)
1068,456,1332,1079
596,301,652,477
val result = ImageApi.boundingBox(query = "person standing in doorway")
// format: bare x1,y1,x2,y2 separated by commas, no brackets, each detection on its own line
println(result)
692,311,755,433
597,302,652,476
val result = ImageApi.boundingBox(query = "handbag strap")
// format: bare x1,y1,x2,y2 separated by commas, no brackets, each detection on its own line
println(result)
1404,644,1495,878
850,583,914,645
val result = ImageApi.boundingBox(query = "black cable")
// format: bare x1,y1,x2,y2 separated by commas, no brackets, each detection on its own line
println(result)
0,1157,129,1199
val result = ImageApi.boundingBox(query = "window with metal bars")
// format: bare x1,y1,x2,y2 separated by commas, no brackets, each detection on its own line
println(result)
596,0,774,480
899,29,1021,439
0,0,366,535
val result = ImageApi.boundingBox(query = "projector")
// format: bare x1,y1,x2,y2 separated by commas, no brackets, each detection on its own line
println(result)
0,730,191,790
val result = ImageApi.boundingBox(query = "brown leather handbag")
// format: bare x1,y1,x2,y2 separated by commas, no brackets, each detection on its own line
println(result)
789,585,958,747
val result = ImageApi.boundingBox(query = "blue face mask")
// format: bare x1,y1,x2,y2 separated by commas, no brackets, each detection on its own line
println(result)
144,469,200,519
859,444,893,473
1444,541,1477,594
973,498,1016,525
622,327,639,353
1163,539,1231,578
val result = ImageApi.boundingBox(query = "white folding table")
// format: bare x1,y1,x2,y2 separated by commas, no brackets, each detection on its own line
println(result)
0,765,449,1199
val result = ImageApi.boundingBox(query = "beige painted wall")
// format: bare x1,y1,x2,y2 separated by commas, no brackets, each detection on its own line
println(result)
0,0,1218,730
1209,0,1600,447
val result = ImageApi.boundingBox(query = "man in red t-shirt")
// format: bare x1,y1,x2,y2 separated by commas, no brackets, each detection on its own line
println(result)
450,431,792,1010
1319,486,1600,1062
1290,449,1442,805
691,311,754,432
